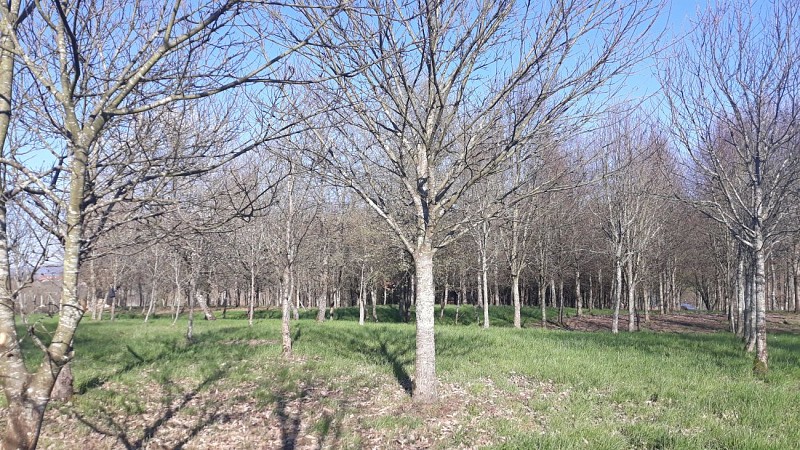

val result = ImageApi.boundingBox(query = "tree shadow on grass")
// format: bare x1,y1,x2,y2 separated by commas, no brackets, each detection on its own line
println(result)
77,342,180,394
296,323,477,397
76,325,255,394
295,324,414,395
267,382,345,450
73,367,227,450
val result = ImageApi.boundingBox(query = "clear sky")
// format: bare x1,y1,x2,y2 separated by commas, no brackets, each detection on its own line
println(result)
621,1,712,106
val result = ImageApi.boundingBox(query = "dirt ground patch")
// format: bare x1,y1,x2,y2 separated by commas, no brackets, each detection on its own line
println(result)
0,372,560,449
561,311,800,334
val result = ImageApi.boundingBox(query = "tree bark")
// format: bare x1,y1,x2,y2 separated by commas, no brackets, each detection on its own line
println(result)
248,268,256,327
627,259,637,332
575,269,582,318
612,258,623,334
753,230,768,371
795,260,800,313
736,248,745,336
281,265,292,358
511,272,522,328
539,277,547,329
358,263,366,326
199,292,215,321
413,245,437,403
317,255,328,322
481,246,490,329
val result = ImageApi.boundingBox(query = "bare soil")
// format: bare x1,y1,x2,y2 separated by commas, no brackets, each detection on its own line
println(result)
561,311,800,334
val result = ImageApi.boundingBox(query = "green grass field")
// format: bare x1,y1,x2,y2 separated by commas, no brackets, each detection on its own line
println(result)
2,306,799,449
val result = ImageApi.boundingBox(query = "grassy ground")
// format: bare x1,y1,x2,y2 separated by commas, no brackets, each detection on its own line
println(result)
2,306,799,449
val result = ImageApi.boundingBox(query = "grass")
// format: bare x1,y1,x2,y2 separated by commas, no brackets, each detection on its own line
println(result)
2,306,799,449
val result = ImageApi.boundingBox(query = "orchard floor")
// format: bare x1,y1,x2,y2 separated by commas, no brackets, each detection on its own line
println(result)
562,310,800,334
1,307,799,449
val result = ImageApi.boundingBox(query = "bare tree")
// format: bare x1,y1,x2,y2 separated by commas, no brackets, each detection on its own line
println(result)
0,1,337,446
662,0,800,372
299,0,660,403
595,114,666,333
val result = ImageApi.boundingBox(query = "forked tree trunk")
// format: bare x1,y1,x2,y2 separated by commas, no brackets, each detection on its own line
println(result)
413,245,437,403
3,143,89,449
196,291,216,321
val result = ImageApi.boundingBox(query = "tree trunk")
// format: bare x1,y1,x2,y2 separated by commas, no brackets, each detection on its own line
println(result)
612,258,623,334
481,249,489,329
736,249,745,336
456,274,465,325
745,259,756,352
248,269,256,327
412,245,437,403
187,288,195,341
51,362,73,402
4,398,49,450
511,271,522,328
3,141,92,449
439,273,448,320
753,232,768,372
627,260,637,332
795,260,800,313
281,265,292,358
371,285,378,322
539,277,547,329
557,278,564,324
317,257,328,322
358,263,366,326
598,269,603,309
575,269,582,318
493,264,500,306
196,290,216,321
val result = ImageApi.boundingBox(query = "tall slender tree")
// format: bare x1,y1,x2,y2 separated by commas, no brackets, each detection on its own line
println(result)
663,0,800,371
300,0,661,402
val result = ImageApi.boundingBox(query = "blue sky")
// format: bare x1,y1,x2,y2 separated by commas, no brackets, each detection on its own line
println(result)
624,1,716,108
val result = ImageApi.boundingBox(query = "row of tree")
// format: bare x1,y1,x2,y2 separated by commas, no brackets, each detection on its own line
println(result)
1,0,799,448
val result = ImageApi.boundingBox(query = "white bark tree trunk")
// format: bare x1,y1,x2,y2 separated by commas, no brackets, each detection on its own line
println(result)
612,258,623,334
413,245,437,403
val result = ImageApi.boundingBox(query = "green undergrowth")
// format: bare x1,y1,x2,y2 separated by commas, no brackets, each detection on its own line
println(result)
2,309,798,449
181,304,605,327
